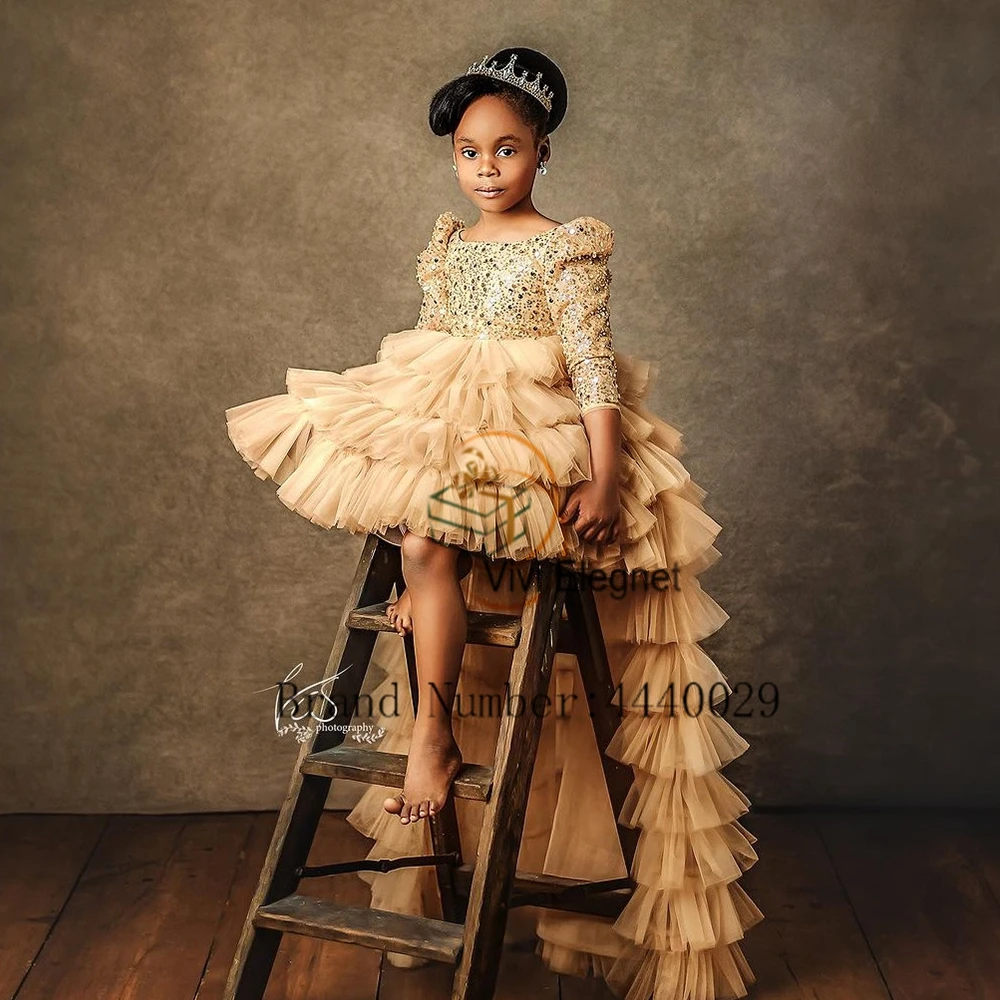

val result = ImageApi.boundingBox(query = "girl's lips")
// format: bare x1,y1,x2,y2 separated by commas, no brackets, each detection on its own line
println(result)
476,188,505,197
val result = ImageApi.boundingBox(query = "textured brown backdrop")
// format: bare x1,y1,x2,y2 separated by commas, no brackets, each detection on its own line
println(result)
2,1,997,812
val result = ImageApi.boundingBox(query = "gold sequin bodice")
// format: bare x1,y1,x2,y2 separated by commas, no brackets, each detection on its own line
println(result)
414,211,621,414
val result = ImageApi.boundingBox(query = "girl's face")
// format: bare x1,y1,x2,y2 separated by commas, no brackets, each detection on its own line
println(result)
452,95,549,214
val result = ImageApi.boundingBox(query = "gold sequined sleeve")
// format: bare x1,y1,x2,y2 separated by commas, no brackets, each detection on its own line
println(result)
415,212,461,331
546,218,621,415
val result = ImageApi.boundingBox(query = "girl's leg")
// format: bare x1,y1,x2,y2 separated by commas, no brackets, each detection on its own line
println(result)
383,532,470,824
386,545,473,635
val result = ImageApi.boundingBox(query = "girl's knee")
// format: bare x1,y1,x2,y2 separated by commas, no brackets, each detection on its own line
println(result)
401,531,450,571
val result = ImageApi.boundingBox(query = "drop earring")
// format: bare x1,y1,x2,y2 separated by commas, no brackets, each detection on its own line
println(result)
452,162,457,172
538,160,548,175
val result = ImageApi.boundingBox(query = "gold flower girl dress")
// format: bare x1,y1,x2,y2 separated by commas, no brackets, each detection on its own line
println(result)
225,210,763,999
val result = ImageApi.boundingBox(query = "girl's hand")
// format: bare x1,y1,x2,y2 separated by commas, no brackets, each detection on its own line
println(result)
559,478,621,545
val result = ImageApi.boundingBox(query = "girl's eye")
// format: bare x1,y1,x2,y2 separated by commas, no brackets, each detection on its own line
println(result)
460,147,517,159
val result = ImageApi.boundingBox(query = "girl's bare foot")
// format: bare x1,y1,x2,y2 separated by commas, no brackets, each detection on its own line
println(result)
383,726,464,824
386,589,412,635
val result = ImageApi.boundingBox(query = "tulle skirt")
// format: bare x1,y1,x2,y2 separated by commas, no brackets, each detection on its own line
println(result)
225,326,763,999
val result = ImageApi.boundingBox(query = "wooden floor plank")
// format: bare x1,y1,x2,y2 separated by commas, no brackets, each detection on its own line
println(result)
740,813,890,999
0,814,106,997
14,814,252,1000
962,811,1000,912
820,812,1000,1000
195,812,276,999
5,811,1000,999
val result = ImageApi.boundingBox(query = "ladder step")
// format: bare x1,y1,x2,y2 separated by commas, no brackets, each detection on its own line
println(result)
254,894,464,964
351,601,522,647
301,746,494,800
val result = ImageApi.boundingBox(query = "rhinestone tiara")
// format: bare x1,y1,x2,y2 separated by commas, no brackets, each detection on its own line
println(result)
464,52,554,113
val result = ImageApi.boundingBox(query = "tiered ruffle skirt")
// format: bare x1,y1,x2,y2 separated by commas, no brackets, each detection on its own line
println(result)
225,326,763,999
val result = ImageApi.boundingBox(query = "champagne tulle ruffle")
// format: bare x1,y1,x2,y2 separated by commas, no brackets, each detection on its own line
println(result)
227,327,708,568
224,324,762,999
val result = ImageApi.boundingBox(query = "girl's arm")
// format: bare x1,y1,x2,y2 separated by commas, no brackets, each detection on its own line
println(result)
558,406,622,545
415,213,459,330
547,222,624,545
582,406,622,488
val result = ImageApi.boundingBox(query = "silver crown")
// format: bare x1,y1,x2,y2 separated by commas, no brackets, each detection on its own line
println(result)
464,52,554,113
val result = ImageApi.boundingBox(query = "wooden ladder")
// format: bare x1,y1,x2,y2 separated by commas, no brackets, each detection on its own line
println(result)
224,533,639,1000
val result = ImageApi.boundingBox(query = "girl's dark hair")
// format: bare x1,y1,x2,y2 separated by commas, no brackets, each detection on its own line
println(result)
428,48,567,143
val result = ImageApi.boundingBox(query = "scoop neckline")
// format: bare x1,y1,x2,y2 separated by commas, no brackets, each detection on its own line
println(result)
452,217,580,245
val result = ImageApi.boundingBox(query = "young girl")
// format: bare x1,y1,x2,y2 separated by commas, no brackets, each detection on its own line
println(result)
226,46,762,1000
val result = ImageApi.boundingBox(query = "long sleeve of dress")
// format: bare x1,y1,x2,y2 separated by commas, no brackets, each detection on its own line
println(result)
415,212,461,331
546,219,622,415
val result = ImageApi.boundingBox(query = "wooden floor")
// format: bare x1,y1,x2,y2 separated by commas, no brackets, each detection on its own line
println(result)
2,810,1000,1000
